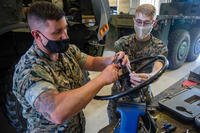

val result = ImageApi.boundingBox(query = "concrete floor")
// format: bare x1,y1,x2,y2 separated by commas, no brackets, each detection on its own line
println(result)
84,50,200,133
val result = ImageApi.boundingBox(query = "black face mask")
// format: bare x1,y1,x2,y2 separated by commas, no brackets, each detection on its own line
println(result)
39,31,70,53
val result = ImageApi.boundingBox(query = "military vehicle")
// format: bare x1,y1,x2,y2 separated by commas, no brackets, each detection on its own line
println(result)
110,0,200,70
0,0,110,132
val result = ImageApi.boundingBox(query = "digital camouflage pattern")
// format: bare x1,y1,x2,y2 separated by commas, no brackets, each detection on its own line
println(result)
12,42,87,133
107,33,168,123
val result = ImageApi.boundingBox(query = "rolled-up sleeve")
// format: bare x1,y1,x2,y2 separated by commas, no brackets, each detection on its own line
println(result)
22,64,56,107
25,81,56,107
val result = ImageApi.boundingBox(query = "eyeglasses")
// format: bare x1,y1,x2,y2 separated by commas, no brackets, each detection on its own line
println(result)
134,19,153,26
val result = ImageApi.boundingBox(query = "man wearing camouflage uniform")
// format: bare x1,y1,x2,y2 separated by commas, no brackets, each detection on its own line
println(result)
107,4,168,123
12,1,129,132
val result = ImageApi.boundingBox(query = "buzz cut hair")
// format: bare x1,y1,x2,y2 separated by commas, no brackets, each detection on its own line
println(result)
135,4,156,19
27,1,65,29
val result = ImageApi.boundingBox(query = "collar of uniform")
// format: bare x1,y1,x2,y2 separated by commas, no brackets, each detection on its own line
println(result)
133,33,152,44
33,41,53,61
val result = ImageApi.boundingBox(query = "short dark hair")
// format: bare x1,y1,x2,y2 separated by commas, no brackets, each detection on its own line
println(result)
27,1,65,29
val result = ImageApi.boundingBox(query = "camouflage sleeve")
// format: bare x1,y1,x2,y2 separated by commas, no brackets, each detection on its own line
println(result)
68,44,88,68
24,65,56,107
152,38,168,57
25,81,56,107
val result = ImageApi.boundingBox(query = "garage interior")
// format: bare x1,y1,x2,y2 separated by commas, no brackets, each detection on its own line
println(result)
0,0,200,133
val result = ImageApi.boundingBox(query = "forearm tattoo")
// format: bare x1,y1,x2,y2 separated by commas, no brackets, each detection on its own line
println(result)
34,89,58,121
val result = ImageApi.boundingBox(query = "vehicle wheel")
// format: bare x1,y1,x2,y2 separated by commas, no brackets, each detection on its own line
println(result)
167,29,190,70
3,91,27,132
187,28,200,61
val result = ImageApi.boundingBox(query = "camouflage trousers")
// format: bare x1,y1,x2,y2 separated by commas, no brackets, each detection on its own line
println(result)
107,84,153,124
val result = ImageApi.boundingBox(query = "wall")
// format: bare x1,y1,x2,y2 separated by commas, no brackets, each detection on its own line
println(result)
109,0,172,15
109,0,130,14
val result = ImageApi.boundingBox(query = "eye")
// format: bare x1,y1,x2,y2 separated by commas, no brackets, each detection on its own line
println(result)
52,31,59,35
134,19,153,26
135,19,143,25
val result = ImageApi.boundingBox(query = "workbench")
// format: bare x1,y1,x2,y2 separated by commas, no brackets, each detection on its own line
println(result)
99,78,200,133
152,78,199,133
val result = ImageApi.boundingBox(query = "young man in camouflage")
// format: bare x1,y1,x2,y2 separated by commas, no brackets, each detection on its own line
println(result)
12,1,129,132
107,4,168,123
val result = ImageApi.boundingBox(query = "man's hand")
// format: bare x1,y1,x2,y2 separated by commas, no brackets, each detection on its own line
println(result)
129,72,152,86
99,64,119,85
113,51,130,68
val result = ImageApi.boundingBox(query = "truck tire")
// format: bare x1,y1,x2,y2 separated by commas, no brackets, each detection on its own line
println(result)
187,28,200,61
168,29,190,69
3,91,27,132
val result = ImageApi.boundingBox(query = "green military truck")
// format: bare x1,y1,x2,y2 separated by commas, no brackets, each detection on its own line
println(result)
0,0,109,132
110,0,200,70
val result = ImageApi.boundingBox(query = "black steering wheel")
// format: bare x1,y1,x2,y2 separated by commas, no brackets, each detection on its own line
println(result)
94,55,169,100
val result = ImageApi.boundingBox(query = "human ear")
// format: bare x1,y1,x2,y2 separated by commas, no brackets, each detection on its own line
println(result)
31,30,41,40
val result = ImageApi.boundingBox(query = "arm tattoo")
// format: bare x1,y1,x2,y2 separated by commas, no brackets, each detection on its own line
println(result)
34,89,58,121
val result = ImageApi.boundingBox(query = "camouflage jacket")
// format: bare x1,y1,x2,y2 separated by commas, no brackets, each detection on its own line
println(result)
12,42,87,133
114,34,168,72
